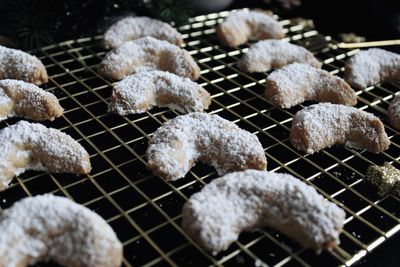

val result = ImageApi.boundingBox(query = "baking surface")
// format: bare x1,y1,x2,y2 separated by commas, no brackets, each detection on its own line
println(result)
0,10,399,266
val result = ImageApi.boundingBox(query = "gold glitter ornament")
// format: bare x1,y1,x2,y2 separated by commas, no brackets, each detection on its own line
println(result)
365,162,400,197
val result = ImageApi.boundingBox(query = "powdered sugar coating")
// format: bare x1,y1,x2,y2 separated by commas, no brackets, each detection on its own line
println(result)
109,70,210,114
290,103,390,154
0,121,91,191
238,40,322,73
388,94,400,129
0,194,122,267
98,36,200,81
217,9,285,47
182,169,346,254
0,79,63,121
0,45,48,85
103,16,183,49
265,63,356,108
345,48,400,89
147,112,267,181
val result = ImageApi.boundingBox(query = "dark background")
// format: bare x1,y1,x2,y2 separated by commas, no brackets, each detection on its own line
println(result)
234,0,400,53
0,0,399,50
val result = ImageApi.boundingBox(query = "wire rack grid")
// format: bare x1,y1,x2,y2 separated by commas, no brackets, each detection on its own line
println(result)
0,10,399,267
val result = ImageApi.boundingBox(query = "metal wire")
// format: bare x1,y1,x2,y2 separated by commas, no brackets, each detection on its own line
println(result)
0,10,399,267
337,39,400,49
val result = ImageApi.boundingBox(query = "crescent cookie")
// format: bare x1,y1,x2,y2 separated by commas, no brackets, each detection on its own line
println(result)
265,63,357,108
0,45,48,85
345,48,400,89
0,121,91,191
217,9,285,47
109,70,210,115
290,103,390,154
0,194,123,267
146,112,267,181
388,94,400,129
0,79,63,122
182,170,346,254
103,16,183,49
98,36,200,81
238,40,322,73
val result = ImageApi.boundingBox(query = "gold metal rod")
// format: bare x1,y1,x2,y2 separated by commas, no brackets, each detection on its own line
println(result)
338,39,400,48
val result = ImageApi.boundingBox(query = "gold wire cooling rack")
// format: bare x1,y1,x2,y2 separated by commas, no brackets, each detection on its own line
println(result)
1,10,399,267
